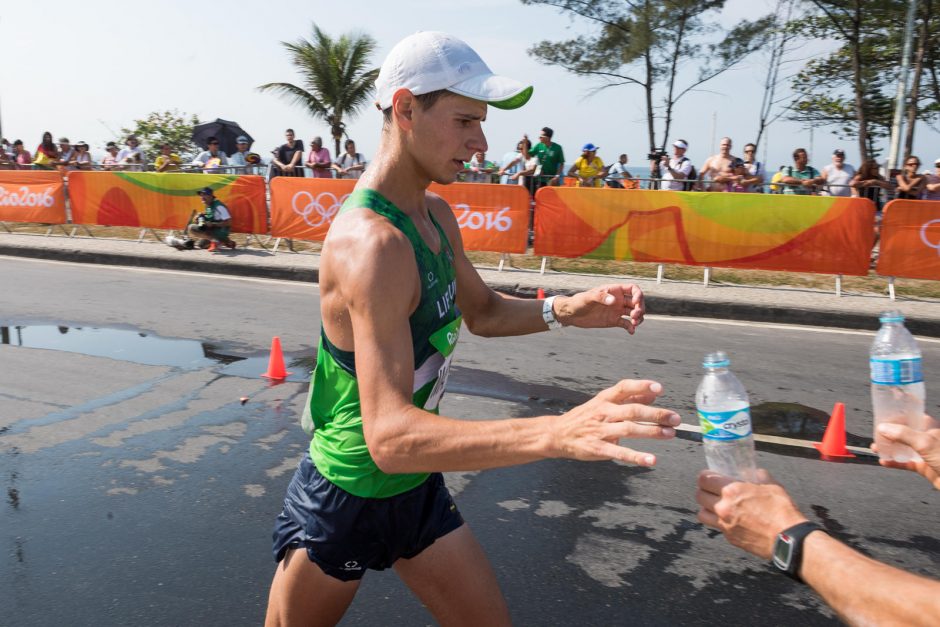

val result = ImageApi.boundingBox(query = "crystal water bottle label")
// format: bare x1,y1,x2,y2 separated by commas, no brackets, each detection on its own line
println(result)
870,357,923,385
698,408,753,441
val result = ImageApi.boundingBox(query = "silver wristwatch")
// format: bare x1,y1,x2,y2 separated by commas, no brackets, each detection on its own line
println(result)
542,295,563,330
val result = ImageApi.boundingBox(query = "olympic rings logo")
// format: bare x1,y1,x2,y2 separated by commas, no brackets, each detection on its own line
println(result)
291,191,350,228
920,219,940,255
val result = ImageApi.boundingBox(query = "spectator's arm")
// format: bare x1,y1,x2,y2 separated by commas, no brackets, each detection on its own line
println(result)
927,181,940,193
697,470,940,626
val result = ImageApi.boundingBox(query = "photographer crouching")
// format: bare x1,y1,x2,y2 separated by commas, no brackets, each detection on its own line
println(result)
181,187,236,252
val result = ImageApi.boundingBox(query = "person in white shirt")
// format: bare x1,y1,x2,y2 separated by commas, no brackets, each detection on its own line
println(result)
821,149,856,197
332,139,367,179
192,136,230,172
117,136,146,171
497,139,526,185
924,158,940,201
659,140,693,191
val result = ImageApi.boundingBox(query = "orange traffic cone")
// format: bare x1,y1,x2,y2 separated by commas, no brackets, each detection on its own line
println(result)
261,336,292,380
813,402,856,458
537,288,546,299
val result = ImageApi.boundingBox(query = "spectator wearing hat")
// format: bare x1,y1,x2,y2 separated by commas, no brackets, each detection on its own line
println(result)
71,141,93,170
659,139,694,191
568,143,605,188
101,142,121,170
530,126,565,188
53,137,75,170
923,158,940,201
183,187,236,252
821,149,856,197
192,137,229,173
305,136,332,178
154,144,182,172
117,136,146,171
228,136,252,171
464,150,497,183
780,148,824,195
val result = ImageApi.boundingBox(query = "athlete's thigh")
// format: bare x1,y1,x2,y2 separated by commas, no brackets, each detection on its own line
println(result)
265,547,361,627
393,524,511,627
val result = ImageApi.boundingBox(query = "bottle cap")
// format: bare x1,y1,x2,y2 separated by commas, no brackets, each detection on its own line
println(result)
703,351,730,368
879,310,904,323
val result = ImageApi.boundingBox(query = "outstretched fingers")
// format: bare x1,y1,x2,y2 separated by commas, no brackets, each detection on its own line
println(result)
597,379,664,405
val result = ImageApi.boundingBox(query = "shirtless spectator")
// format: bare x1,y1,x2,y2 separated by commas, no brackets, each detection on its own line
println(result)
659,140,693,191
272,129,304,178
464,151,497,183
821,149,856,197
605,154,633,189
101,142,121,170
850,159,892,207
923,158,940,201
741,143,764,192
698,137,738,190
306,136,332,178
895,156,927,199
117,136,146,171
780,148,824,195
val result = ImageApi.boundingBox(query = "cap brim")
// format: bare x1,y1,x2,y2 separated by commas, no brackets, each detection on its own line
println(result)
447,72,533,110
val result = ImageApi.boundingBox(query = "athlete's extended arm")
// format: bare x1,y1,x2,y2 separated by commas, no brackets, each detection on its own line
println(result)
429,195,645,337
696,470,940,626
336,220,678,474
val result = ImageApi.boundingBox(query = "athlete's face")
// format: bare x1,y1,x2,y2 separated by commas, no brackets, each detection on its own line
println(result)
410,93,488,184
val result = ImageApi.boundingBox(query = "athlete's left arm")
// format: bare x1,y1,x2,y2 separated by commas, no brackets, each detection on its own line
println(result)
428,194,645,337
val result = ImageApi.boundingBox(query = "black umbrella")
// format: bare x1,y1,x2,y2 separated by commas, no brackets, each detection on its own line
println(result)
191,119,254,156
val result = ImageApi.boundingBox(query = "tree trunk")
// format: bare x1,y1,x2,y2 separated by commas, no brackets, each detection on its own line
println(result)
851,1,870,163
662,11,689,152
904,0,930,158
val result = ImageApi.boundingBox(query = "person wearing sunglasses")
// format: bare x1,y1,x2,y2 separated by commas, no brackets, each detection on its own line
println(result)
895,156,927,200
923,158,940,201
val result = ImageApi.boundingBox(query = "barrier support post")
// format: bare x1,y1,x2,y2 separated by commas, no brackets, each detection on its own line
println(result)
703,267,711,287
888,276,896,300
272,238,282,254
835,274,842,297
0,222,12,234
498,253,511,272
656,264,664,284
540,257,549,275
137,228,162,243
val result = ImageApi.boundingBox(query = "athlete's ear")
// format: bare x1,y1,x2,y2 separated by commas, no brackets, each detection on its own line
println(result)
392,89,416,131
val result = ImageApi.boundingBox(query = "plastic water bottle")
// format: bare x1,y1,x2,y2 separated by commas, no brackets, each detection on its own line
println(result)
696,352,758,482
870,311,926,462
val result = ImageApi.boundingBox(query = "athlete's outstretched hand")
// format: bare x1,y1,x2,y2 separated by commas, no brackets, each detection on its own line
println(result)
873,416,940,491
548,379,679,466
555,284,645,334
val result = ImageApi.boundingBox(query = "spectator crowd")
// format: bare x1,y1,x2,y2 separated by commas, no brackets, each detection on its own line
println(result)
2,128,939,205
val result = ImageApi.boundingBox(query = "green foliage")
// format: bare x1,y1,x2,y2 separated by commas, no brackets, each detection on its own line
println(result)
259,24,378,157
522,0,771,151
120,110,201,161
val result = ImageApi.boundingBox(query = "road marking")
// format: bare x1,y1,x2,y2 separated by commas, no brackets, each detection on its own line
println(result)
647,314,940,344
0,255,319,290
676,421,875,456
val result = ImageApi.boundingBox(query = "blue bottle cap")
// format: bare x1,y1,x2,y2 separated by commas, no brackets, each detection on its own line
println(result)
703,351,730,368
879,310,904,323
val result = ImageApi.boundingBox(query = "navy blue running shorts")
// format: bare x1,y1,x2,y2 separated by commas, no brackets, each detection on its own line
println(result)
272,453,465,581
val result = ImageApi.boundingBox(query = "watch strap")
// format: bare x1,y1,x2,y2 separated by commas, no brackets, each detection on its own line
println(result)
773,521,825,582
542,295,563,330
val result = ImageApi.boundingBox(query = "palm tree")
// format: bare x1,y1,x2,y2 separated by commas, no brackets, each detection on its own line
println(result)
258,25,379,159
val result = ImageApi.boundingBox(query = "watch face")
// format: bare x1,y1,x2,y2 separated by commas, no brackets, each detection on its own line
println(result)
773,535,793,569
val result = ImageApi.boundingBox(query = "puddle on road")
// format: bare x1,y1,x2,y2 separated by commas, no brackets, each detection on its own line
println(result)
751,401,869,448
0,325,312,382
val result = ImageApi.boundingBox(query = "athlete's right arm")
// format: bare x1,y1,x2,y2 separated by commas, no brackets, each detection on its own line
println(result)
335,219,680,473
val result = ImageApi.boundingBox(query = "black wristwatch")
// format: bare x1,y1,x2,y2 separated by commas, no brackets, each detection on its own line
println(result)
772,521,825,581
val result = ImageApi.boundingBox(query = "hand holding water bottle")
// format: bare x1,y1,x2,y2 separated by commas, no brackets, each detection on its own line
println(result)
874,418,940,490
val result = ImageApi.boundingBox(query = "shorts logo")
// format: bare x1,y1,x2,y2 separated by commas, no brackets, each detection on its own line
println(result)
343,560,361,571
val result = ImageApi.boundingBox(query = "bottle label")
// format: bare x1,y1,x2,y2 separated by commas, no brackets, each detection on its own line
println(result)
870,357,923,385
698,408,753,441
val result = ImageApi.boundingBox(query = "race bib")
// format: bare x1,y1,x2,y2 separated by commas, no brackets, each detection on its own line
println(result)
423,317,462,410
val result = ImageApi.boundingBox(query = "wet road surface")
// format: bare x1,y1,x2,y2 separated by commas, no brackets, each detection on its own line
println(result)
1,258,939,626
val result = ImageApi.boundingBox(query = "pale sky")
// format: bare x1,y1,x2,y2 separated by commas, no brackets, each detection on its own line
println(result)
2,0,937,171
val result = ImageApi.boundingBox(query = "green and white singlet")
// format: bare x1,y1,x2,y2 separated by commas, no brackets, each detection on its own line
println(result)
307,189,462,498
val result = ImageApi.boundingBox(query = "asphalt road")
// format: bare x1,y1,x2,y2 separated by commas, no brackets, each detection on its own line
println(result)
1,257,938,626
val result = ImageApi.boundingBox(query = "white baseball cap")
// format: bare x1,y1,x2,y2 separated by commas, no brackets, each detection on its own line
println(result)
375,31,533,111
673,140,689,150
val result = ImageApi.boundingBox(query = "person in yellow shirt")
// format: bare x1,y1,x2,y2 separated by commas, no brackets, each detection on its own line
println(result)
154,143,181,172
568,143,605,187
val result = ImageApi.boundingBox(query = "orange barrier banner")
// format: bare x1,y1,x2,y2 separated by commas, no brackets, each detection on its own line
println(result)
270,179,530,253
876,200,940,280
534,188,876,275
68,172,267,233
0,171,67,224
